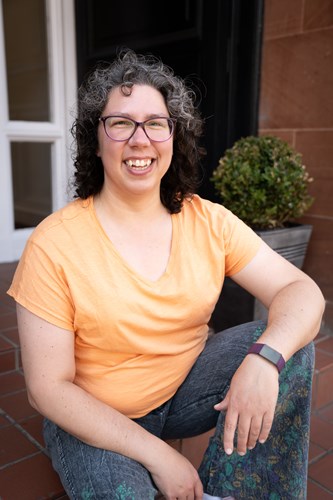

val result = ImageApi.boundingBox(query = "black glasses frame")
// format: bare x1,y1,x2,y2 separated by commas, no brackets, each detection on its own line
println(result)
99,115,176,142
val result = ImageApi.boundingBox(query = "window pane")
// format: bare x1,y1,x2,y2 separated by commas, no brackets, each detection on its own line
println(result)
11,142,52,228
3,0,50,121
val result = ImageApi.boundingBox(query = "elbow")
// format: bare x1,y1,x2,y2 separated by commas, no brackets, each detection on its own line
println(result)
27,389,42,413
26,393,39,412
311,282,326,336
26,385,45,414
319,290,326,326
25,379,57,417
24,376,74,418
314,280,326,316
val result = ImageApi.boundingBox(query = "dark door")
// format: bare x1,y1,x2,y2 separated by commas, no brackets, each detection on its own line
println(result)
75,0,264,202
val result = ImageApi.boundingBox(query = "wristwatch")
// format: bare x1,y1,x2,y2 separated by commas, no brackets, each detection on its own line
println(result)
247,343,286,373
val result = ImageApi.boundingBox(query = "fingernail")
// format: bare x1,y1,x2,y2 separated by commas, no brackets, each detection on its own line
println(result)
259,439,266,444
238,451,246,456
225,448,233,455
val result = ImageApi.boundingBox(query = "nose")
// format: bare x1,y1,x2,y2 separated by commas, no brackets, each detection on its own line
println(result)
128,124,151,144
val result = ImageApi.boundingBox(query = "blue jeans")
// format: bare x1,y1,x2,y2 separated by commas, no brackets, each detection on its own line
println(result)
43,321,314,499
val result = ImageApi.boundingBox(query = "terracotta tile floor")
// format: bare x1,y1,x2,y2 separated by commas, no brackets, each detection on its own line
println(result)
1,261,333,499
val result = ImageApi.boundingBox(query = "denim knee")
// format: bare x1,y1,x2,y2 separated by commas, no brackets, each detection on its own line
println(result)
43,419,157,499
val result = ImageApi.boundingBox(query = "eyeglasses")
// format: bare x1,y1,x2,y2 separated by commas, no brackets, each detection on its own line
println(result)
99,115,176,142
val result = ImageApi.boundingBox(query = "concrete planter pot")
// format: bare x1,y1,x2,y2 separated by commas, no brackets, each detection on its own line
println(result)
211,224,313,332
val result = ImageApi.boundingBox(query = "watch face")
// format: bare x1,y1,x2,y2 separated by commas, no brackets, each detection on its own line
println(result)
260,344,281,365
248,343,285,373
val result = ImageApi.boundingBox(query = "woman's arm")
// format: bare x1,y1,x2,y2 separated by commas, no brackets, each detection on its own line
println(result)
17,304,203,499
231,240,325,357
214,240,325,456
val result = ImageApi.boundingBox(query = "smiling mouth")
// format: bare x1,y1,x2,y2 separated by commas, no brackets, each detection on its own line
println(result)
125,159,152,170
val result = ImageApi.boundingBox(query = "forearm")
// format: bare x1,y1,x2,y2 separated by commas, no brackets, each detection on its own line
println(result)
28,379,167,471
258,278,325,360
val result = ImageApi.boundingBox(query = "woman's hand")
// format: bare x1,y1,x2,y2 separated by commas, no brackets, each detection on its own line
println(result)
148,443,203,500
214,354,279,455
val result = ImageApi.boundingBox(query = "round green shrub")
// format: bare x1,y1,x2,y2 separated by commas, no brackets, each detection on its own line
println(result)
211,135,314,229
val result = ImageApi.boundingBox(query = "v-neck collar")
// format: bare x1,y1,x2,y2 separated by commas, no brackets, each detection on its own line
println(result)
88,196,179,287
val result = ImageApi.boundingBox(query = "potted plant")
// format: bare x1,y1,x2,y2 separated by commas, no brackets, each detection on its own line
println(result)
210,135,315,330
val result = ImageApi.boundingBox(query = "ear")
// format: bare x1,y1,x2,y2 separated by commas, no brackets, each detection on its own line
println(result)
96,146,101,157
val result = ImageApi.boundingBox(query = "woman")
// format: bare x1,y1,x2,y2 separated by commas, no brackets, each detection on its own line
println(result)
8,49,324,500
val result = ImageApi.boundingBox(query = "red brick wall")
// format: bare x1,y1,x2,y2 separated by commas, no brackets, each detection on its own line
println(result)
259,0,333,334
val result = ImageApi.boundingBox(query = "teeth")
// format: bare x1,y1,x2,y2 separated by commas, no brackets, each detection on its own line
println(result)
126,159,152,168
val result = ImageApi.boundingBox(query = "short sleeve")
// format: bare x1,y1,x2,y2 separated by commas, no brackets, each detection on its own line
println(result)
222,209,262,276
7,238,75,330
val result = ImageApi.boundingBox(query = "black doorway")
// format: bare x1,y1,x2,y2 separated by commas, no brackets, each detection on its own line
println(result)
75,0,264,202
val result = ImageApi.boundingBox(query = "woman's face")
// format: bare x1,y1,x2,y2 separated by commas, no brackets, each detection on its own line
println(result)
97,84,174,200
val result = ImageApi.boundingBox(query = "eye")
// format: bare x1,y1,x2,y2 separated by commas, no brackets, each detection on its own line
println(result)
106,117,134,128
145,118,168,129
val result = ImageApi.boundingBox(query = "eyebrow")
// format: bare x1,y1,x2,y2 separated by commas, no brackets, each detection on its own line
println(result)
104,112,170,119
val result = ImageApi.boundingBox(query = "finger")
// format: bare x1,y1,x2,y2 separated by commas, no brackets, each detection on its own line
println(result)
258,410,274,444
247,415,263,450
194,478,203,499
185,491,194,500
236,414,252,455
214,392,230,411
223,408,238,455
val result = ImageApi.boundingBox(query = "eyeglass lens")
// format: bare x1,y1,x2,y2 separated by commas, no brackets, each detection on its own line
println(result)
102,116,173,142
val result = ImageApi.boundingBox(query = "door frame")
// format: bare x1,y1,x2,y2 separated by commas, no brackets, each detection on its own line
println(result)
0,0,77,262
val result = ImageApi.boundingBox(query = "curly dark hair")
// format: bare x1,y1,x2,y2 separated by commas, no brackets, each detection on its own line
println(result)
71,48,206,213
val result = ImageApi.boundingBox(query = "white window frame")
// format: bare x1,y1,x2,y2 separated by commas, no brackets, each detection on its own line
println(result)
0,0,77,262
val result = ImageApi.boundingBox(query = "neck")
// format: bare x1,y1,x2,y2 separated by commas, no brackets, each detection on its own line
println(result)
94,185,167,223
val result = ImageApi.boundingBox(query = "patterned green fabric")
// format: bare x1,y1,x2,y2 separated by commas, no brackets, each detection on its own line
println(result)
199,329,314,500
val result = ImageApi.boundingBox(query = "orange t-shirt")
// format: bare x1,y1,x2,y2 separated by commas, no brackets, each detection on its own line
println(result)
8,195,261,417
